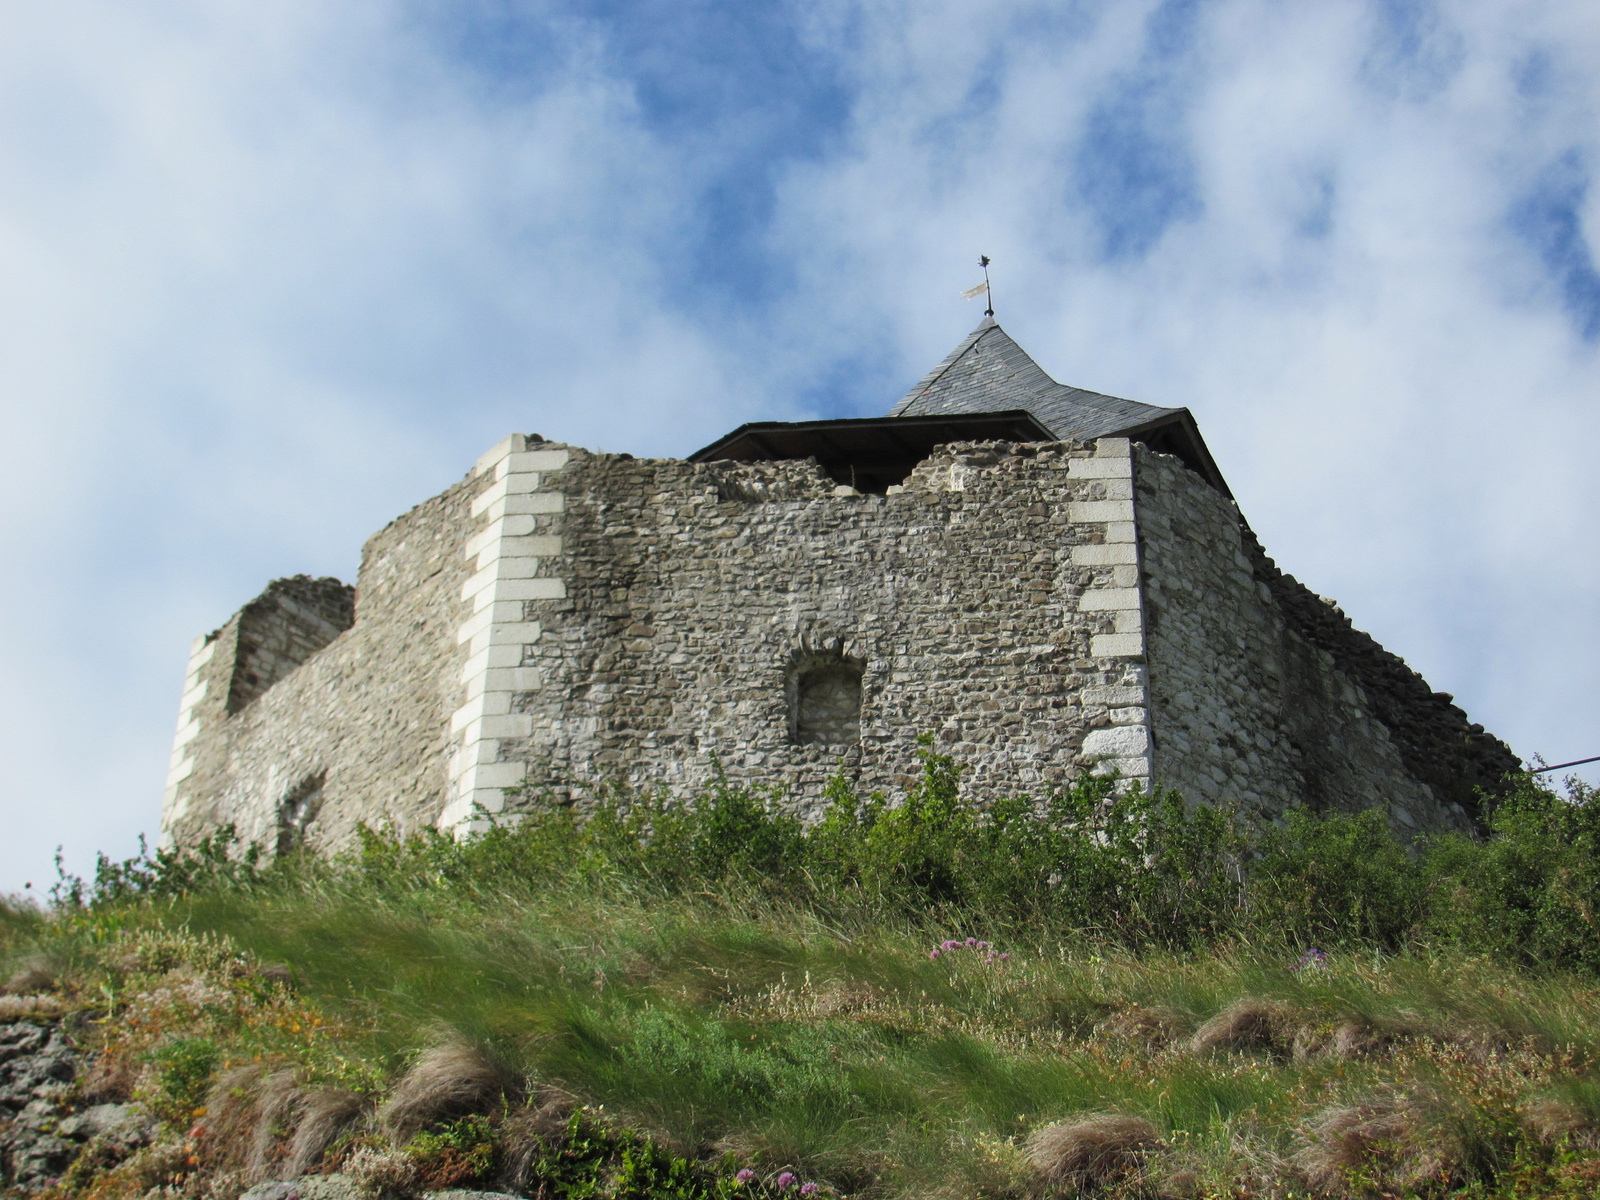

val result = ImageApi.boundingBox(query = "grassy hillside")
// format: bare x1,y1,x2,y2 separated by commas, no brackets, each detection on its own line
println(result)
5,748,1600,1199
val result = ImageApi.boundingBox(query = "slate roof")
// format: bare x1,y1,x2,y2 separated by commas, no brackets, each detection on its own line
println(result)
888,315,1231,495
889,315,1184,440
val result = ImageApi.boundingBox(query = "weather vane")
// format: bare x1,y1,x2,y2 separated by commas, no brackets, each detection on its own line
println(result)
960,255,994,317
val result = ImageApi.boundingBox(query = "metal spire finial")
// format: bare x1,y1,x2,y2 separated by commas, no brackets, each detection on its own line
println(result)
961,256,995,316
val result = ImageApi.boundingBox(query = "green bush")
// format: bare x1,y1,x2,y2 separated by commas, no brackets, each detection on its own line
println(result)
1247,806,1423,947
147,1035,219,1124
52,739,1600,971
1422,775,1600,972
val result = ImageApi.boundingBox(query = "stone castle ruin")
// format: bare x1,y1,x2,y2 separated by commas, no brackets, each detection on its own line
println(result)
160,318,1519,853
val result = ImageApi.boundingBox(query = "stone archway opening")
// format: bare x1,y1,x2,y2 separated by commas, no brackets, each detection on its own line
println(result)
787,653,864,747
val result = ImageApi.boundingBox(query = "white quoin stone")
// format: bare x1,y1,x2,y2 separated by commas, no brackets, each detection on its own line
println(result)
1082,725,1150,759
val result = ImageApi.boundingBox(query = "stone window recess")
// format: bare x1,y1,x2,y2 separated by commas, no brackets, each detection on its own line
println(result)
277,772,325,855
787,653,865,746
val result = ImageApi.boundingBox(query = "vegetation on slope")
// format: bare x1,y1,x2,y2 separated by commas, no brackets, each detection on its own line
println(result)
5,745,1600,1199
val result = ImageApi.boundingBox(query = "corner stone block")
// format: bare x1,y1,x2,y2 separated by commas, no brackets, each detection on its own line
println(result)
1094,437,1132,458
1095,756,1153,781
497,449,571,478
1082,725,1150,758
496,491,565,517
492,535,563,560
472,577,566,610
475,433,527,477
1078,588,1141,611
491,555,558,581
1091,632,1145,658
467,762,527,790
470,477,510,517
1067,500,1135,523
464,515,537,560
1067,456,1133,480
1070,543,1139,566
451,690,514,731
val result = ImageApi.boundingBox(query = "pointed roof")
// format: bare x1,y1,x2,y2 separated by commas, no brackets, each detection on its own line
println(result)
890,316,1177,435
890,316,1231,495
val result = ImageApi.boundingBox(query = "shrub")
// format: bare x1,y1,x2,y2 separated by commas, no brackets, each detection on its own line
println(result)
147,1036,219,1125
49,739,1600,970
1423,775,1600,972
1247,806,1423,948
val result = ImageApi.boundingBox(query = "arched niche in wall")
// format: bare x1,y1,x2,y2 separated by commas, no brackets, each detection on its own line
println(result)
276,771,325,856
786,651,865,747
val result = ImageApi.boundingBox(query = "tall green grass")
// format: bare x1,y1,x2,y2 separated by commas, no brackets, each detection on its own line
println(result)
9,745,1600,1197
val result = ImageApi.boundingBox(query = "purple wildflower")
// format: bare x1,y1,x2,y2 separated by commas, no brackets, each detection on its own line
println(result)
976,941,989,950
942,939,962,950
776,1171,798,1188
800,1184,821,1196
1293,947,1329,973
999,953,1010,960
965,937,977,947
735,1169,756,1184
928,949,940,961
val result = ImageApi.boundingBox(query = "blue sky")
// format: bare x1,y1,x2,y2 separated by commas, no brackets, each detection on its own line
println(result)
0,0,1596,891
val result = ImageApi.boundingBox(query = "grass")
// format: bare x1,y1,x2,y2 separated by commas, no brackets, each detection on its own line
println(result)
7,751,1600,1197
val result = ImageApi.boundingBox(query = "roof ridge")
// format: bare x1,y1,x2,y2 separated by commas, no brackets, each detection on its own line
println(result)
889,318,999,416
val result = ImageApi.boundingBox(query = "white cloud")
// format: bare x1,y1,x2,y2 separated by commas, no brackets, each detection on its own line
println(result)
765,0,1600,767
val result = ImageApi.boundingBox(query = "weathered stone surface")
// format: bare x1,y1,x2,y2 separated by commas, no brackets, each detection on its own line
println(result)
1135,446,1513,830
0,1019,155,1192
161,429,1515,852
162,470,483,850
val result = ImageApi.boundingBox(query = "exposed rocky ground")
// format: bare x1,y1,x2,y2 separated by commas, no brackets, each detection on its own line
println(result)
0,1005,518,1200
0,1010,154,1192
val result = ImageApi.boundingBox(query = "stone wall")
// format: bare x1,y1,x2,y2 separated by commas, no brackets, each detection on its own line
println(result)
160,473,482,850
162,430,1517,854
1135,446,1513,832
225,576,355,713
448,435,1157,829
1242,529,1520,820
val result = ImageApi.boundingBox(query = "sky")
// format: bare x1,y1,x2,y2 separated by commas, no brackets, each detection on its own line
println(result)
0,0,1596,894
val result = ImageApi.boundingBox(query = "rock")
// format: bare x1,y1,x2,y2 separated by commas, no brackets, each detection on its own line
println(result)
286,1174,361,1200
0,1017,139,1193
239,1183,301,1200
5,1132,75,1188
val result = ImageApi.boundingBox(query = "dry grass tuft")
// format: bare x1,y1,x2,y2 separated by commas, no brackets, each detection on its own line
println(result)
496,1087,580,1194
1189,998,1295,1058
1100,1005,1184,1050
201,1063,271,1171
378,1040,521,1142
200,1062,305,1183
347,1144,423,1200
0,993,63,1020
81,1047,139,1103
1,962,56,996
284,1086,369,1177
1327,1019,1401,1060
1296,1091,1464,1196
248,1066,304,1181
1524,1095,1600,1149
1026,1113,1163,1194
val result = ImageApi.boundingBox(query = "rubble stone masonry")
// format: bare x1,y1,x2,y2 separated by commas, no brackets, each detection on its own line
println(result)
161,432,1517,852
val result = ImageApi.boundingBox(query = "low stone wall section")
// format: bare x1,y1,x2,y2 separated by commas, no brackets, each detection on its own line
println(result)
160,474,481,851
1135,445,1513,831
1240,528,1520,820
